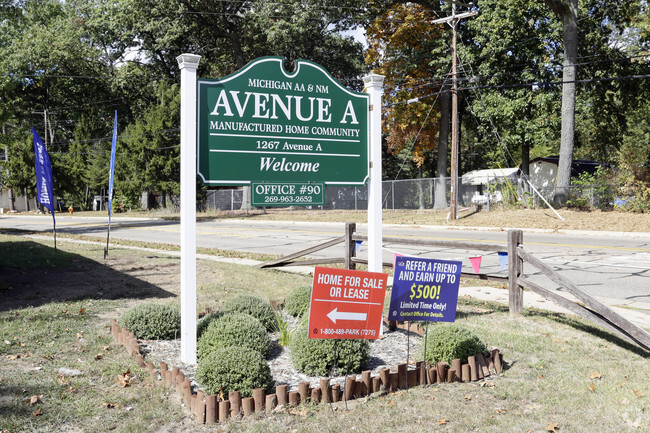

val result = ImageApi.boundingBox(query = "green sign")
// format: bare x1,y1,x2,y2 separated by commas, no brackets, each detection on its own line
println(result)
251,182,324,207
197,57,369,186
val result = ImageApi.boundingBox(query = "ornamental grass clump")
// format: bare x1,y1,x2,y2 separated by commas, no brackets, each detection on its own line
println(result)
220,294,276,331
420,324,488,365
290,323,369,376
284,285,312,317
195,346,274,397
118,303,180,340
197,313,271,359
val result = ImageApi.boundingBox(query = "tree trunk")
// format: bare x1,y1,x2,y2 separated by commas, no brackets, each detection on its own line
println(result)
546,0,578,205
418,166,424,210
240,186,251,212
4,145,15,211
521,140,530,196
434,83,450,210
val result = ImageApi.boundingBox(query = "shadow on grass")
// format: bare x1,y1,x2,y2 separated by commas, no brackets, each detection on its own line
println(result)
0,237,175,313
525,307,650,358
0,383,58,427
457,297,649,357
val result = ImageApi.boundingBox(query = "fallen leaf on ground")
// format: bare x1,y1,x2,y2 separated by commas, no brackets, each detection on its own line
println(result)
588,383,596,393
78,308,86,315
496,409,507,414
32,408,43,417
633,389,644,398
590,372,602,380
6,354,20,360
437,419,449,425
105,402,121,409
116,369,134,387
289,408,308,416
24,395,42,405
76,333,83,339
546,422,560,432
464,395,472,401
94,353,103,360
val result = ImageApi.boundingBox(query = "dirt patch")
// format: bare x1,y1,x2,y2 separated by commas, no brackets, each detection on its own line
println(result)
179,207,650,233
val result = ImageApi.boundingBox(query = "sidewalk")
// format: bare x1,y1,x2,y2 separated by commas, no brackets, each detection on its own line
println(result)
23,233,650,336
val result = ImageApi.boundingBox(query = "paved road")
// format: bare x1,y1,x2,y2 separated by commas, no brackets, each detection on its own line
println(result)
2,214,649,310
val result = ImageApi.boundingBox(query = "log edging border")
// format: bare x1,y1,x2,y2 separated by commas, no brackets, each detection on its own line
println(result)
110,319,504,425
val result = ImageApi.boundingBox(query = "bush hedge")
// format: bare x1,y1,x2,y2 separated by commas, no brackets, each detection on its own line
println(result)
197,313,271,359
118,303,180,340
196,312,223,339
290,323,370,376
284,286,312,317
195,346,274,397
420,324,488,364
220,295,276,331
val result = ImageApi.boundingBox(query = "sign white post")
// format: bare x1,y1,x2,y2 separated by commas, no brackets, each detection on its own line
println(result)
363,73,385,273
177,53,201,364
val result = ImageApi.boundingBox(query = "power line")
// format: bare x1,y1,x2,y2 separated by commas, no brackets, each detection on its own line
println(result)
459,73,650,92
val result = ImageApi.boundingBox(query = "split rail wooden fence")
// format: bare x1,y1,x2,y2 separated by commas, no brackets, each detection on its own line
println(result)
111,223,649,425
261,224,650,352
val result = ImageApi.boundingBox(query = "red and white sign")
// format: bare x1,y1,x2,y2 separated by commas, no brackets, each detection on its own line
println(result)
308,267,388,340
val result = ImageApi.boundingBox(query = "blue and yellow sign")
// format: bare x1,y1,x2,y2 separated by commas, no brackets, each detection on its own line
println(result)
389,257,462,322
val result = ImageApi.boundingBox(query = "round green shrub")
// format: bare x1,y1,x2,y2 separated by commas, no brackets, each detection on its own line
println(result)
420,324,488,364
195,346,274,397
197,313,271,359
118,303,180,340
220,295,275,331
284,286,312,317
197,312,223,339
290,323,370,376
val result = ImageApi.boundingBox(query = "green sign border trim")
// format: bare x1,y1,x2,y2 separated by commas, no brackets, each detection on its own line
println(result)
196,56,370,186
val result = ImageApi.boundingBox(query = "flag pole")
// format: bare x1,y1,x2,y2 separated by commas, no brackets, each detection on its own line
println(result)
32,128,56,252
104,111,118,259
104,223,110,259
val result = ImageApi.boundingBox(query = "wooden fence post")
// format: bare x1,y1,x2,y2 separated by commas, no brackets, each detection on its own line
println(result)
508,229,524,316
345,222,357,270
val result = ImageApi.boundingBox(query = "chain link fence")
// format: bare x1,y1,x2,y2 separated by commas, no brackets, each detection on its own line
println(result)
201,177,626,212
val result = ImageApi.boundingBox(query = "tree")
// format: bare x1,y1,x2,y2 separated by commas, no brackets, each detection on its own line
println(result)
116,83,181,209
366,2,448,179
544,0,578,205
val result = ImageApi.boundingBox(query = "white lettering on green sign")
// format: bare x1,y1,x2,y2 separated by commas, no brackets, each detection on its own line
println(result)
197,57,369,185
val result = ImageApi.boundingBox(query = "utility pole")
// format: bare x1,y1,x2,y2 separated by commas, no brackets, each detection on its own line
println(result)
430,2,477,220
450,3,459,221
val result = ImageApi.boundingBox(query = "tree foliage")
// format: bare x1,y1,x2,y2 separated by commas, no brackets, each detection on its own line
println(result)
366,2,447,174
1,0,648,211
0,0,367,208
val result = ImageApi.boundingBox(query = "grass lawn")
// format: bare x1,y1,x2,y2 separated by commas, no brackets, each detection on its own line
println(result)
0,233,648,432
